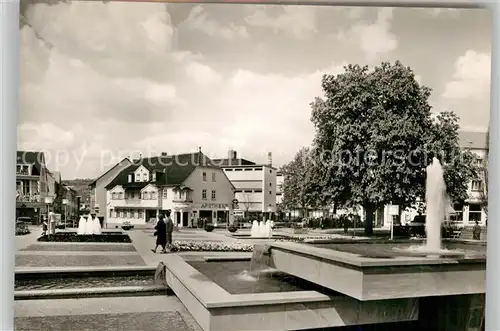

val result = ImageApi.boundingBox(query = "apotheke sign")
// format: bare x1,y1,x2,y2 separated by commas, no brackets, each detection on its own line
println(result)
200,203,229,209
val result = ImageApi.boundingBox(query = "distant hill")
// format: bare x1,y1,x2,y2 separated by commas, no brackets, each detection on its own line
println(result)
62,178,93,203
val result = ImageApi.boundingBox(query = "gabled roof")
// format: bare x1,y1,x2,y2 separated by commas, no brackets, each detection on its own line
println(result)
105,152,218,190
458,131,488,150
89,157,132,187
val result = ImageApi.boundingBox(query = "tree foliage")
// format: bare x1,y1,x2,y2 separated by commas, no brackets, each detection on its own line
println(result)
480,128,489,215
309,61,479,235
280,147,316,216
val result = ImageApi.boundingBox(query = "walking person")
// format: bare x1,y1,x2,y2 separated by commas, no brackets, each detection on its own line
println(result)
473,220,482,240
151,214,167,254
165,210,174,250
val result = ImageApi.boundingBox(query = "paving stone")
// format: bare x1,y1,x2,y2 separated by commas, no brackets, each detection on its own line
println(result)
15,254,146,267
15,311,192,331
21,244,137,252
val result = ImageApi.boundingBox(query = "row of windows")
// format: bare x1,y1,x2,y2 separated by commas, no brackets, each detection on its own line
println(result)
224,168,274,175
111,192,159,200
202,172,217,182
201,189,216,200
109,209,143,219
471,180,484,192
235,189,274,195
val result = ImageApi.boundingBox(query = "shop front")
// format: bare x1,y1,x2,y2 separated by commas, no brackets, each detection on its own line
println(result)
195,202,232,226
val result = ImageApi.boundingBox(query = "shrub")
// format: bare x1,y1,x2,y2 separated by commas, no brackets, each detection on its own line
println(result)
15,222,30,236
204,224,214,232
228,225,238,233
38,232,131,243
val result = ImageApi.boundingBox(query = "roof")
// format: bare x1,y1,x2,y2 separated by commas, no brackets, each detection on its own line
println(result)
211,158,257,166
16,151,45,171
458,131,488,150
105,152,218,190
89,157,131,187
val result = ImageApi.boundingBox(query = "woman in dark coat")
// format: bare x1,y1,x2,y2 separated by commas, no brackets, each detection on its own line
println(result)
152,214,167,253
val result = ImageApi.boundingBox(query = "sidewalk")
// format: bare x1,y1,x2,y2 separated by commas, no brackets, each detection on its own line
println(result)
16,226,41,252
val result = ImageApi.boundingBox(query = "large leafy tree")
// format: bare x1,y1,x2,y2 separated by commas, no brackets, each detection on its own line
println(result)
310,61,479,235
280,147,316,217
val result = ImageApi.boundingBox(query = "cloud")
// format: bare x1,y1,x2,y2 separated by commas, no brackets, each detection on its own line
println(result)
442,50,490,100
134,62,347,165
186,5,249,40
184,61,223,85
337,7,397,60
245,5,318,39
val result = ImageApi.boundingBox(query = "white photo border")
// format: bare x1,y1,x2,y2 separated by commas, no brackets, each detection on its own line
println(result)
1,0,497,330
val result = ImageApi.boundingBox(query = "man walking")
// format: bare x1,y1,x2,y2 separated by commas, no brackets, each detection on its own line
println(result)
165,210,174,250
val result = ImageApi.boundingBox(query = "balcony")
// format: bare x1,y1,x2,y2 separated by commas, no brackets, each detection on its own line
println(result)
109,198,159,209
16,193,40,203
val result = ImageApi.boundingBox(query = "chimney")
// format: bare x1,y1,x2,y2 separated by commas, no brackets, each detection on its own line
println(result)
161,152,168,157
228,150,237,160
268,152,272,166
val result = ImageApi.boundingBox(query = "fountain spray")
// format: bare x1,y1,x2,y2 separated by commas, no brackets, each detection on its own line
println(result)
425,157,446,252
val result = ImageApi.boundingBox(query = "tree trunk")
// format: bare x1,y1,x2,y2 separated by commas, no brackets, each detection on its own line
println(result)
363,203,374,236
333,203,338,215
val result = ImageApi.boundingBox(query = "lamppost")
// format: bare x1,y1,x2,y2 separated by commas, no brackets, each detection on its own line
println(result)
225,206,230,228
62,199,68,225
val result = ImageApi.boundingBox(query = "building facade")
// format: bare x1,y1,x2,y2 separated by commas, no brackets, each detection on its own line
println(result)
213,150,277,219
105,152,235,228
89,157,132,227
61,185,78,221
15,151,51,224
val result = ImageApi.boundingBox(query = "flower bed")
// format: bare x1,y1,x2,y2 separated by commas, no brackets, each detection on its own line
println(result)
171,241,253,252
37,232,132,243
15,223,31,236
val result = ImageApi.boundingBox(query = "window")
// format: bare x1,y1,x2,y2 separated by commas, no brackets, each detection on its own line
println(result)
471,180,483,192
269,183,272,187
211,190,216,200
151,192,157,200
244,168,252,171
152,172,156,181
118,192,124,200
109,209,113,217
162,189,168,198
113,211,117,218
138,210,143,219
126,210,130,218
142,173,147,181
269,169,272,174
202,189,207,200
212,173,216,182
254,167,262,171
469,204,482,223
203,172,207,181
141,192,147,200
112,193,117,200
269,190,272,195
119,210,124,218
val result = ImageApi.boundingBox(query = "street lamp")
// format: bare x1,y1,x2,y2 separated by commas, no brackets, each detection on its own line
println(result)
225,206,230,228
62,199,68,225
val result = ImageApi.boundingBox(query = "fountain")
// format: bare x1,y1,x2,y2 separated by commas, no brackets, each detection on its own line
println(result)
425,157,446,252
77,216,86,235
250,220,259,237
92,215,102,235
249,220,272,238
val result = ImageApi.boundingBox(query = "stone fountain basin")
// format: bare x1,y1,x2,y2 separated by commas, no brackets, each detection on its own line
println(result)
261,241,486,301
162,255,418,331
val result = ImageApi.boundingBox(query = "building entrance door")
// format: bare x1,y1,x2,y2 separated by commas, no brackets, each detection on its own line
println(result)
182,212,189,227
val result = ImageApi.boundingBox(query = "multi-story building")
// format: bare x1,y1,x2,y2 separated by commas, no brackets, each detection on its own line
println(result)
61,185,78,221
89,157,132,227
16,151,50,224
212,150,277,219
105,151,235,228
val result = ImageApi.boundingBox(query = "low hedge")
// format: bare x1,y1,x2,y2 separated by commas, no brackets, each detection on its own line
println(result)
38,232,132,243
172,241,252,252
15,223,30,236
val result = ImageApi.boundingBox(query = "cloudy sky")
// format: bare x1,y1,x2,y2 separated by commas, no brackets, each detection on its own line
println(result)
18,3,491,179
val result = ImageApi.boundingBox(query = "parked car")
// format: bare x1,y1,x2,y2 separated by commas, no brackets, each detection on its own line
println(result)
16,216,32,225
407,215,462,238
